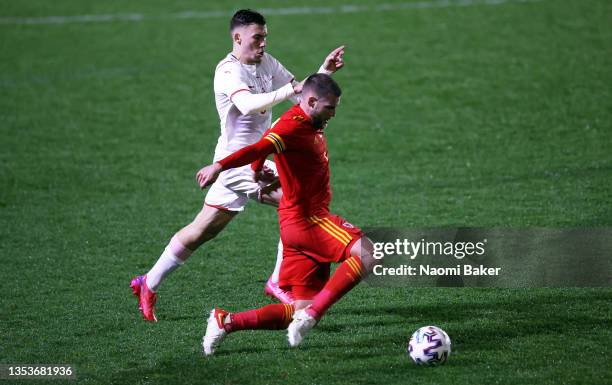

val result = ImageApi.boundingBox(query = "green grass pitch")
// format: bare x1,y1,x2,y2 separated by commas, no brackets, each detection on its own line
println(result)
1,0,611,384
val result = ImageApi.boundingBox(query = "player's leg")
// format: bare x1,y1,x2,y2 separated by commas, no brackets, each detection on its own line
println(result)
253,162,294,304
288,239,375,346
306,236,376,320
203,247,319,355
145,205,237,287
174,204,238,251
285,288,321,347
131,205,237,322
286,215,378,346
148,204,237,289
264,238,295,304
202,303,294,356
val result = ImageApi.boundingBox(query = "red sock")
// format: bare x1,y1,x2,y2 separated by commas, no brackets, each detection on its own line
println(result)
226,304,294,332
307,256,364,320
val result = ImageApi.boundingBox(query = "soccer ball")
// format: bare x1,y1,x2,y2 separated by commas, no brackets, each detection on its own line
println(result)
408,326,451,366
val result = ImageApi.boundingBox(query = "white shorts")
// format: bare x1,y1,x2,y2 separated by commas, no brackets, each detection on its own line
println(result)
204,159,278,212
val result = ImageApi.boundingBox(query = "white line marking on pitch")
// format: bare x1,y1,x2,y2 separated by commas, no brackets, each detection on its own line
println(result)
0,0,544,26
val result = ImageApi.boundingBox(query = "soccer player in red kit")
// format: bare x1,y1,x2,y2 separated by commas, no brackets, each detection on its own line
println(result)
196,74,380,355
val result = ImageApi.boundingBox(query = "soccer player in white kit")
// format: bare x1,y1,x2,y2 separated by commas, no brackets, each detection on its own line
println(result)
130,9,345,322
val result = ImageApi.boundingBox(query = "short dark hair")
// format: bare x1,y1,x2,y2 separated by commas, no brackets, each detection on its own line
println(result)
230,9,266,31
303,73,342,98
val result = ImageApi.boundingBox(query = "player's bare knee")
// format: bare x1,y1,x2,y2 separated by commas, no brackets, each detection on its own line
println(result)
360,252,382,275
350,237,381,275
190,206,237,244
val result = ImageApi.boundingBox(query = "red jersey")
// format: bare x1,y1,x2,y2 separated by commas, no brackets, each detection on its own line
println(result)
217,104,364,271
217,104,331,223
262,104,331,222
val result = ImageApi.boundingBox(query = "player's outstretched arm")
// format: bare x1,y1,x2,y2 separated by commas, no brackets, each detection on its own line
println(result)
232,83,301,116
196,138,276,189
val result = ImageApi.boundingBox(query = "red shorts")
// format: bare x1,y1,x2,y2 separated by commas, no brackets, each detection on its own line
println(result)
279,213,363,299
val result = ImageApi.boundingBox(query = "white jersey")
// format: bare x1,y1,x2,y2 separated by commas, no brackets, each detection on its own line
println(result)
212,52,294,162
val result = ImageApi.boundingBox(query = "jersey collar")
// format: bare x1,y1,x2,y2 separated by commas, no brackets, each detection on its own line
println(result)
293,104,312,124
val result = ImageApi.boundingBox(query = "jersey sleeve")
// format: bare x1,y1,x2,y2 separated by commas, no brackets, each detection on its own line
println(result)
214,61,251,102
251,128,274,172
262,131,287,154
232,84,295,115
218,138,276,171
264,116,304,154
251,113,304,171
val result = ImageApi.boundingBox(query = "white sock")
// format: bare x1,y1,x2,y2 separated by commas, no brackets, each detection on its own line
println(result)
270,239,283,283
146,237,189,292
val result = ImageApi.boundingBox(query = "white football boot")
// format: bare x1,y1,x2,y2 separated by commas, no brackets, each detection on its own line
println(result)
202,308,229,356
287,308,317,347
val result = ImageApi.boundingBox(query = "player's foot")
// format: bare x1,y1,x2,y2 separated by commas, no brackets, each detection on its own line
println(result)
264,278,295,304
287,307,317,347
130,275,158,322
202,308,230,356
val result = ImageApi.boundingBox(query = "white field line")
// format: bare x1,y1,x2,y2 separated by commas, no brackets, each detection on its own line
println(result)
0,0,543,26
